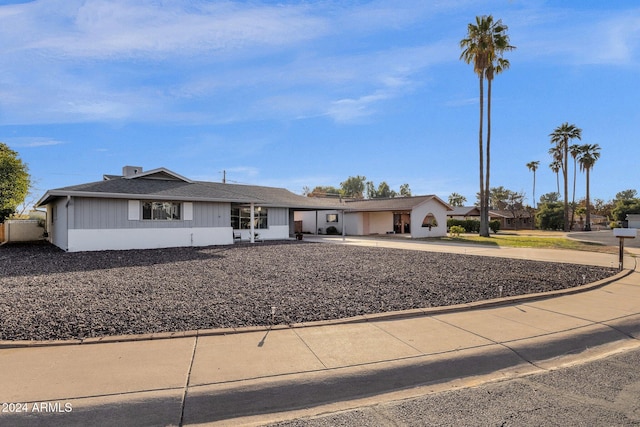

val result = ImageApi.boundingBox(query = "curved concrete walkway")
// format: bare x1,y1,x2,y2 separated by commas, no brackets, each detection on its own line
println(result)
1,239,639,426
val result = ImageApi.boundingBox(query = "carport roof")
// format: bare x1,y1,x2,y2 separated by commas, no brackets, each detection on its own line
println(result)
343,195,453,212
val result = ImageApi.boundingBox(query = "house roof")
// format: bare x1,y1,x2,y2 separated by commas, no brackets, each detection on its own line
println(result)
343,195,453,212
36,168,347,210
448,206,481,216
36,167,452,212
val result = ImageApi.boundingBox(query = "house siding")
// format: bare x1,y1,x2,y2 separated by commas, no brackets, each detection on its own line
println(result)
268,207,289,227
49,198,68,250
72,198,230,229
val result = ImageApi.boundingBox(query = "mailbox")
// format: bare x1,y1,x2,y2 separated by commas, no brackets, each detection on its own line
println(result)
613,228,637,238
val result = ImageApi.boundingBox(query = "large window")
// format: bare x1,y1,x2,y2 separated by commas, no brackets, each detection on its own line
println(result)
326,213,339,223
142,201,181,220
231,206,268,229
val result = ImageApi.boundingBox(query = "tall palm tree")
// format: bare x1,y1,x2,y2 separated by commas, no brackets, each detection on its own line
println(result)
549,160,561,196
568,143,582,230
549,123,582,231
526,161,540,208
460,15,514,237
577,143,601,231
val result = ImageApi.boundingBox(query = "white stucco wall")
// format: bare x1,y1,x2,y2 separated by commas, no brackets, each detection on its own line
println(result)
294,210,343,234
233,225,290,241
67,227,234,252
368,212,393,234
410,200,449,238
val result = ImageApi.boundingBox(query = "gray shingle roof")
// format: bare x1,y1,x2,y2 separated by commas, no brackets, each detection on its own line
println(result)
37,168,450,212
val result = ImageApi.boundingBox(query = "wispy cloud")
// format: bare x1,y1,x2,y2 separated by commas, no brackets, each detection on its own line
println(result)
5,137,66,148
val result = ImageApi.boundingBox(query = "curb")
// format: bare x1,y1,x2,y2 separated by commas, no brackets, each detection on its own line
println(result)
1,262,634,349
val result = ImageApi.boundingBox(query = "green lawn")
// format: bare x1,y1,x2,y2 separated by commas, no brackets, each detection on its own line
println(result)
438,234,616,253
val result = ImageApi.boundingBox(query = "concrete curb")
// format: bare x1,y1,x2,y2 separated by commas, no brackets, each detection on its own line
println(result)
1,263,634,349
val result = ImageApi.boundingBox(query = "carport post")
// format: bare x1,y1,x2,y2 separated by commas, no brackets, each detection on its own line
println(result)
250,203,255,244
342,209,345,241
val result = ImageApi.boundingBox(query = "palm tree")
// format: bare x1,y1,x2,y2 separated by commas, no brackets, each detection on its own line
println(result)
526,161,540,208
549,123,582,232
448,192,467,207
568,143,582,230
549,159,562,196
460,15,514,237
577,143,601,231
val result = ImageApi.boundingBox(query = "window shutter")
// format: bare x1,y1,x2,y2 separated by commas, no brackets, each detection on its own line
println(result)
128,200,140,220
183,202,193,221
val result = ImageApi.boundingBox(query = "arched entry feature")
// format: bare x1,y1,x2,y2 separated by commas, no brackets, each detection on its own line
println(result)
422,213,438,230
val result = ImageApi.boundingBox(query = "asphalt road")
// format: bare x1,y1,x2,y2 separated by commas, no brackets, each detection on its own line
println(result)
267,345,640,427
568,230,640,248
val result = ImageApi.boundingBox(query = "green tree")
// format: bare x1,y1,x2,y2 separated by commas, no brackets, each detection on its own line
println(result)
460,15,514,237
549,123,582,231
340,176,366,199
448,192,467,207
539,192,560,204
399,183,411,197
536,201,564,230
0,143,31,222
526,161,540,208
305,185,341,198
615,189,637,201
577,143,601,231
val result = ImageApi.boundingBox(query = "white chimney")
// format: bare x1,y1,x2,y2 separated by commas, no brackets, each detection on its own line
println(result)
122,166,143,177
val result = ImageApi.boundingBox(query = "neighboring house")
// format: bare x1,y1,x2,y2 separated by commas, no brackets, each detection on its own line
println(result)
36,166,342,252
447,206,534,230
447,206,481,221
295,195,452,238
626,214,640,229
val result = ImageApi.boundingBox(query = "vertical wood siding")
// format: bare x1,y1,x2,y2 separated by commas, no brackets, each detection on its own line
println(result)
268,207,289,226
72,198,231,229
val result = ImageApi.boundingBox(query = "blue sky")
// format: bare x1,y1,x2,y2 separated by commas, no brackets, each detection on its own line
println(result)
1,0,639,208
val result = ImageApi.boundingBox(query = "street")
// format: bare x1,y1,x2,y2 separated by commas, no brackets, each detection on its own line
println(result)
267,344,640,427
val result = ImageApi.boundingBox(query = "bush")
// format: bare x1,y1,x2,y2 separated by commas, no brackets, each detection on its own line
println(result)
446,219,480,233
489,220,501,234
325,226,340,235
449,225,465,237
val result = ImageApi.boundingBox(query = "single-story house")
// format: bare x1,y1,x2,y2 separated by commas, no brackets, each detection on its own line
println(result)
626,214,640,229
295,195,452,239
447,206,534,230
36,166,452,252
36,166,343,252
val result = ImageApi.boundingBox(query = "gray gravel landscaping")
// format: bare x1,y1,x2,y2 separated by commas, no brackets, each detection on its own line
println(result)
0,241,616,341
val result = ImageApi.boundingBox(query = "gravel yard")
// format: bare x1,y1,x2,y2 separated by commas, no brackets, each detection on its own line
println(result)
0,241,616,341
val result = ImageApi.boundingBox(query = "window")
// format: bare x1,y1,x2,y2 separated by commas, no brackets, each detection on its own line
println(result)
142,201,181,220
326,213,339,223
231,207,268,229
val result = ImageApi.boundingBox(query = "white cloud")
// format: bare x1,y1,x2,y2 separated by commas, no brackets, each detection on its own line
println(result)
3,0,328,59
5,137,66,148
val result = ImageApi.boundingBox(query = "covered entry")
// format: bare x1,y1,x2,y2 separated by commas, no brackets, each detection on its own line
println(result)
393,212,411,234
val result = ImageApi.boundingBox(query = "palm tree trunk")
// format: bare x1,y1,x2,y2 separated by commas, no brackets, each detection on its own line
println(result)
533,170,536,209
585,167,591,231
563,140,569,232
570,157,577,230
478,74,486,236
481,76,491,237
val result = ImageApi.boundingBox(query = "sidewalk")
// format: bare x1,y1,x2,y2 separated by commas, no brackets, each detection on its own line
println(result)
1,240,639,426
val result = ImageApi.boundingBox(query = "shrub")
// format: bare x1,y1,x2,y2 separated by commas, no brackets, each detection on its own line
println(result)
489,220,501,234
446,219,480,233
325,226,340,235
449,225,465,237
